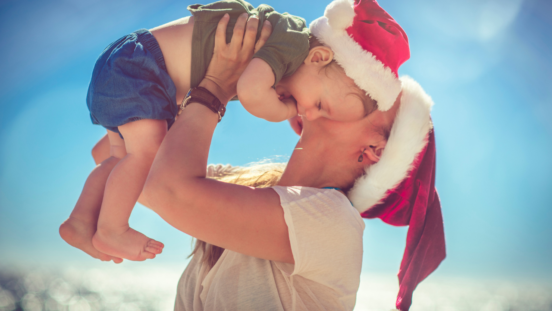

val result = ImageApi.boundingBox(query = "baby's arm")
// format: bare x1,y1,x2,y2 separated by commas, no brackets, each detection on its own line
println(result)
237,58,297,122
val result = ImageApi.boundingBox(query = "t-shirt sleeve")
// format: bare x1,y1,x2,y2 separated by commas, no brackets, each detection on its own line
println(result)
272,186,365,289
253,11,310,85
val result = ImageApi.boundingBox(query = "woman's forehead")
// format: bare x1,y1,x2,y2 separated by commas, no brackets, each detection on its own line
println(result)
308,103,396,141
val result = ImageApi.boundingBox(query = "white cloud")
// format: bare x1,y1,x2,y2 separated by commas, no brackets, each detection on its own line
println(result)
478,0,524,41
403,0,525,84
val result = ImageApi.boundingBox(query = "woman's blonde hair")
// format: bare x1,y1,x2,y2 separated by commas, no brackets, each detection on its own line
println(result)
190,162,286,268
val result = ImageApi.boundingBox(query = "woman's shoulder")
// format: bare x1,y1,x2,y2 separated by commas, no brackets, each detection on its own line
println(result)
272,185,350,207
272,186,365,228
272,185,323,201
271,186,364,303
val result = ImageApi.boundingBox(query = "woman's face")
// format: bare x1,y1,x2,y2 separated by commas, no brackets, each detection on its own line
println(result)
284,100,399,189
301,103,397,153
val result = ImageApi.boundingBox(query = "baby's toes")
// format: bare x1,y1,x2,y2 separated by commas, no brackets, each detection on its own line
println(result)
142,251,156,260
145,240,164,254
91,249,118,262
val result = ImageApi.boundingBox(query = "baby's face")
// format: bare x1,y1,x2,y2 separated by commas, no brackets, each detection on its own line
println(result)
279,64,373,122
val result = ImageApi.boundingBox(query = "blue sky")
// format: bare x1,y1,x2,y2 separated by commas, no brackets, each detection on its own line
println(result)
0,0,551,281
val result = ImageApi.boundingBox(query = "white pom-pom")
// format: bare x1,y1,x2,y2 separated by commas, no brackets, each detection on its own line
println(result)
325,0,355,30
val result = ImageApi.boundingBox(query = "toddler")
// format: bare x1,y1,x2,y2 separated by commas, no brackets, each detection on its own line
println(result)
60,0,379,262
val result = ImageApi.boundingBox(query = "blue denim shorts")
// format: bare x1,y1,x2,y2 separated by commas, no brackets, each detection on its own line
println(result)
87,29,177,136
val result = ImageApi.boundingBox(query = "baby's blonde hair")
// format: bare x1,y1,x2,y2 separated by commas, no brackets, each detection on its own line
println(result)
309,34,378,116
190,162,286,268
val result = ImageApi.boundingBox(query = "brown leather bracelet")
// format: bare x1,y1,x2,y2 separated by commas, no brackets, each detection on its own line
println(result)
176,87,226,122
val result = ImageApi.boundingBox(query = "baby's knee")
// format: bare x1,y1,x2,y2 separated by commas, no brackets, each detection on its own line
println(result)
92,147,106,164
109,145,127,159
91,135,110,164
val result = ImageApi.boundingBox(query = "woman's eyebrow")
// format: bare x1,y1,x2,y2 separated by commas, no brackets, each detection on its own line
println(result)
378,122,392,140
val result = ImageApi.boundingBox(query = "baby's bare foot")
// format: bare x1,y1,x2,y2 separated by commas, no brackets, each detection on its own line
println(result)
59,217,123,263
92,227,164,261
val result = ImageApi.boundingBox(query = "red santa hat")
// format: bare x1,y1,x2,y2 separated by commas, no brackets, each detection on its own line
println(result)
351,76,446,311
311,2,445,310
351,77,446,311
310,0,410,111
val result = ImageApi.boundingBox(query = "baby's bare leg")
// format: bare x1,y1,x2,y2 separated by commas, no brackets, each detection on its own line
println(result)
92,119,166,261
91,134,152,207
59,130,125,263
92,134,110,165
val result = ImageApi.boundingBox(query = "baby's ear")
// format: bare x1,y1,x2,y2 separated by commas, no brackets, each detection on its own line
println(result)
305,46,334,67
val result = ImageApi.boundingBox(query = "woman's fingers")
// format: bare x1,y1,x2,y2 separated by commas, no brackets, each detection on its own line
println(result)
231,13,249,53
241,15,259,55
255,20,272,53
201,13,271,102
214,13,230,51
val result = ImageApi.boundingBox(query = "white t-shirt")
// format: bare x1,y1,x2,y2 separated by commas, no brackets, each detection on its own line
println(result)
174,185,365,311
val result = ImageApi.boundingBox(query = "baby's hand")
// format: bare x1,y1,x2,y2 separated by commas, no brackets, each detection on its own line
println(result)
281,96,298,120
287,115,303,136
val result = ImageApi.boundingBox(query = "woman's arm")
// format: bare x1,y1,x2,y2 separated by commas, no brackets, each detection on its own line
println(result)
144,14,294,264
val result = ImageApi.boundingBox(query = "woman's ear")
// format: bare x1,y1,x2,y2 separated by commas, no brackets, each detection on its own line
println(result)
304,46,334,67
362,142,387,164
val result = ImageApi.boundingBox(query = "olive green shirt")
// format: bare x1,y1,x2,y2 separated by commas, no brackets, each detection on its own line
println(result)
188,0,310,89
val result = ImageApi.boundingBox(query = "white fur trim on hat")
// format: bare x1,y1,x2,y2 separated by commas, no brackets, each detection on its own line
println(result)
348,76,434,213
325,0,355,30
310,13,401,111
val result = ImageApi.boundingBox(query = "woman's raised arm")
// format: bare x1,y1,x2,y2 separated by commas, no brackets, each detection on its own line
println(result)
143,14,294,264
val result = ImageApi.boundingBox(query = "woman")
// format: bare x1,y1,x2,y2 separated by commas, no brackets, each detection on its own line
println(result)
144,3,443,311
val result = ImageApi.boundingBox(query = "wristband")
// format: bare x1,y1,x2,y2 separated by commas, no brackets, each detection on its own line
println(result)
176,87,226,122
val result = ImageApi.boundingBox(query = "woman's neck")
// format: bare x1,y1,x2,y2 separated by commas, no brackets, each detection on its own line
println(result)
277,140,353,189
277,149,325,188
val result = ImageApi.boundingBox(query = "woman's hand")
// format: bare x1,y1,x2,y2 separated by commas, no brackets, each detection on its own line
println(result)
200,13,273,104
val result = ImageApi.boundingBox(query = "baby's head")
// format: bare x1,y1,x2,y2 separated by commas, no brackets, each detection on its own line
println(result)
277,36,377,121
280,0,410,122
